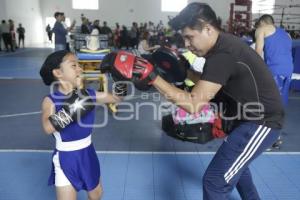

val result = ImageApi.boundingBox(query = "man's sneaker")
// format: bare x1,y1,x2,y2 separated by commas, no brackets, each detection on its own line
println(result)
266,137,282,151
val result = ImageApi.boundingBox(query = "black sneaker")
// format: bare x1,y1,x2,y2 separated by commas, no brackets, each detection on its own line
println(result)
266,137,282,151
272,138,282,149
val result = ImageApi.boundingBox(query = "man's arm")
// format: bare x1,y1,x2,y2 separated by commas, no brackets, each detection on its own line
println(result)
255,27,265,57
141,40,160,52
152,76,221,114
186,69,201,83
67,20,76,32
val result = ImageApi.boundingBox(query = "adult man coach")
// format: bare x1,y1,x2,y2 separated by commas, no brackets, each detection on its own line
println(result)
103,3,284,199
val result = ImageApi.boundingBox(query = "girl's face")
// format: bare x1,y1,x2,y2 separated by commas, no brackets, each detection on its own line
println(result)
55,54,83,88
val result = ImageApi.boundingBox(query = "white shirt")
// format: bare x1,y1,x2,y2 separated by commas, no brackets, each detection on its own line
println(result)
138,40,150,55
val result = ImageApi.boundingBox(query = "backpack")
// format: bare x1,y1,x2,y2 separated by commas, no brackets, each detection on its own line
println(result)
162,105,227,144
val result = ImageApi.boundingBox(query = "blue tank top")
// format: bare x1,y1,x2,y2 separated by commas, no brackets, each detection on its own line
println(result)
48,88,96,142
264,27,294,76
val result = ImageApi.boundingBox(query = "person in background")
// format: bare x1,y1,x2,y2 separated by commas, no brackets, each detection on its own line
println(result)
8,19,16,51
113,23,121,48
60,12,76,51
81,17,90,34
52,12,68,51
119,25,129,49
255,14,294,150
16,23,25,48
137,31,160,61
99,21,113,47
255,14,293,106
0,20,13,52
0,22,2,51
46,24,53,43
92,20,101,34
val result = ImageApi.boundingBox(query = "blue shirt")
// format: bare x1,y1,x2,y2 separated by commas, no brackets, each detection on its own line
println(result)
52,21,67,45
48,89,96,142
264,27,294,76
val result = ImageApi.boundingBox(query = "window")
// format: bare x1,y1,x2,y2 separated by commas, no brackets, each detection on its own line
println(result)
161,0,187,12
72,0,99,10
252,0,275,14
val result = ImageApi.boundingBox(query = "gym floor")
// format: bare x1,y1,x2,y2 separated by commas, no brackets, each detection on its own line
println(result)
0,48,300,200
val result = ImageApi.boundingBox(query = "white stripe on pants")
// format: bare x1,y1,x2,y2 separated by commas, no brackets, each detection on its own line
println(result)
224,125,271,183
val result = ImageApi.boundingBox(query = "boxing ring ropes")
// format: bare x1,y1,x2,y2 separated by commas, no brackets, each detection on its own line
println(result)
228,0,300,35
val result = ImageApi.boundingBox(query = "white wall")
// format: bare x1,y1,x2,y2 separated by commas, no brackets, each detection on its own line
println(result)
0,0,44,45
1,0,236,44
39,0,234,30
0,0,7,20
1,0,299,45
252,0,300,30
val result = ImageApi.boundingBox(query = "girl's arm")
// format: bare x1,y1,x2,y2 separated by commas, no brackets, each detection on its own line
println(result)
41,97,56,135
95,91,121,104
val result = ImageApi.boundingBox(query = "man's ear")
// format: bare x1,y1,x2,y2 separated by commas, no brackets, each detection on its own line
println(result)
205,24,214,35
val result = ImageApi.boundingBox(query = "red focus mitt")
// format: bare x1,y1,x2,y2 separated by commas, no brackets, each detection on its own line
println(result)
101,51,158,91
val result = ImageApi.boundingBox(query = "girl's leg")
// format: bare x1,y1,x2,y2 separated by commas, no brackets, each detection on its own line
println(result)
87,183,103,200
53,152,77,200
56,185,77,200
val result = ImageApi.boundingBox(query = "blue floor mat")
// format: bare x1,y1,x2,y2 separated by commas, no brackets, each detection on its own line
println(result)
0,79,300,152
0,48,53,79
0,152,300,200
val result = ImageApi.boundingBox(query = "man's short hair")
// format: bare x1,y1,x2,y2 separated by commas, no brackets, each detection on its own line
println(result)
168,2,220,31
257,14,274,26
54,12,62,18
